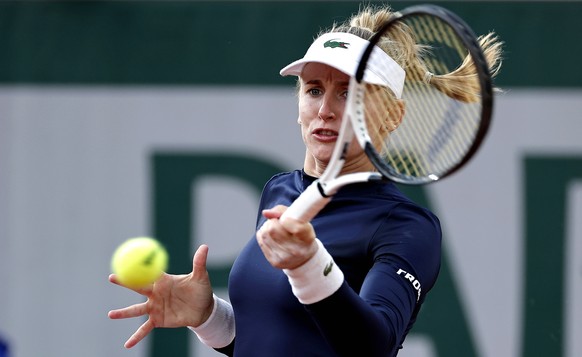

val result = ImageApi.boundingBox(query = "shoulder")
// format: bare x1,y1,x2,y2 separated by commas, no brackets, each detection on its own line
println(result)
392,200,441,234
261,170,304,199
342,181,440,228
372,185,442,250
263,170,301,188
374,182,441,230
256,170,304,219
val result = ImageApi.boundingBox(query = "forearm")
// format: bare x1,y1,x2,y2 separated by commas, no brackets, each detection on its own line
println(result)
283,240,405,356
305,282,397,356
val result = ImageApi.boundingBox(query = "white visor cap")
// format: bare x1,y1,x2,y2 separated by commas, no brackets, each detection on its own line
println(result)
280,32,405,99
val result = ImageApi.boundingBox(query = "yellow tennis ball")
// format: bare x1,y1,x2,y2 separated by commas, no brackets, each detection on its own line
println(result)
111,237,168,289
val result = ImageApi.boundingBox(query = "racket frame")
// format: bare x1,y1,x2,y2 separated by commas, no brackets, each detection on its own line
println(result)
356,4,494,185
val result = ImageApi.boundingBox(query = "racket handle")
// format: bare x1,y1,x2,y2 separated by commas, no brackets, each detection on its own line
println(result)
281,181,332,223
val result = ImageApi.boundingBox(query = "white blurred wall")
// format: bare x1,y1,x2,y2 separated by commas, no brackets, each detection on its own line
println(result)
0,87,581,357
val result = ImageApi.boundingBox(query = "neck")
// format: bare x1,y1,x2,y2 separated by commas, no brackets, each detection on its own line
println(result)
303,151,375,177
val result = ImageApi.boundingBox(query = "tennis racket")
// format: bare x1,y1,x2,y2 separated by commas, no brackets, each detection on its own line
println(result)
282,4,500,223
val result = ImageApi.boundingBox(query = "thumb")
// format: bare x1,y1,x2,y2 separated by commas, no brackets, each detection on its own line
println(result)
192,244,209,280
262,205,288,219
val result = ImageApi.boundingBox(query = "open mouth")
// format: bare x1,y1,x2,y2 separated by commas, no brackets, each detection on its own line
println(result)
312,128,338,142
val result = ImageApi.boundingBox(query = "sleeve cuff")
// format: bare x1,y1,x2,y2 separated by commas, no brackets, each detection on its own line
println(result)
188,294,235,349
283,239,344,304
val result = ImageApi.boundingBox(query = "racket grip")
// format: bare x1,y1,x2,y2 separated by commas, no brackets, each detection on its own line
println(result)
281,181,332,223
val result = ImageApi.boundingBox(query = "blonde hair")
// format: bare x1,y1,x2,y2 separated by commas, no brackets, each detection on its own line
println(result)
327,4,504,102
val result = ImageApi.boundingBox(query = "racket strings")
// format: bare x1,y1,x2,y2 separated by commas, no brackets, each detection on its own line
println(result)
362,13,484,180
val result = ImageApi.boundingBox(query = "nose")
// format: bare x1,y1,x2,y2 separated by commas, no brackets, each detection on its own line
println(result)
318,93,337,121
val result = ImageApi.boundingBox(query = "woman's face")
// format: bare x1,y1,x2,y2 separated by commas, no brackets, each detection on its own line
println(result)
298,63,369,175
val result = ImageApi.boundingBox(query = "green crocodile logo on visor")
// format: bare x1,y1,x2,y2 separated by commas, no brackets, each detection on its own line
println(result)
324,39,349,49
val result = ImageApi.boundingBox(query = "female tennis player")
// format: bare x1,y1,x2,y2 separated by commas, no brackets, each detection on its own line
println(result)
109,4,502,356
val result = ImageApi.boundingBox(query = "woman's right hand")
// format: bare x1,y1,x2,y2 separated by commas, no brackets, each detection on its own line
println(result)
108,244,215,348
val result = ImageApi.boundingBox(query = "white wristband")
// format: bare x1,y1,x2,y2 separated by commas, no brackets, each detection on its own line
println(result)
188,294,235,348
283,239,344,304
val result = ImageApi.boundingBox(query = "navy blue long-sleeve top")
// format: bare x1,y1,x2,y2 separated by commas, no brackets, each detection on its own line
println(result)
220,170,441,356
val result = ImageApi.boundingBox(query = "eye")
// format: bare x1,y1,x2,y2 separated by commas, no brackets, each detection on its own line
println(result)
307,87,322,96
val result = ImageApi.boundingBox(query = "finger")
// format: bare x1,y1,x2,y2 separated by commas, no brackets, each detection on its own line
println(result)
108,301,148,320
109,273,121,285
262,205,287,219
272,204,288,213
124,318,154,349
262,209,280,219
261,206,303,234
255,232,276,264
256,222,280,248
279,214,313,236
109,274,152,295
255,225,268,248
192,244,209,280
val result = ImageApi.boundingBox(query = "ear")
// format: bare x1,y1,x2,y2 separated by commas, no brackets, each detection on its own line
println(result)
388,100,405,132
